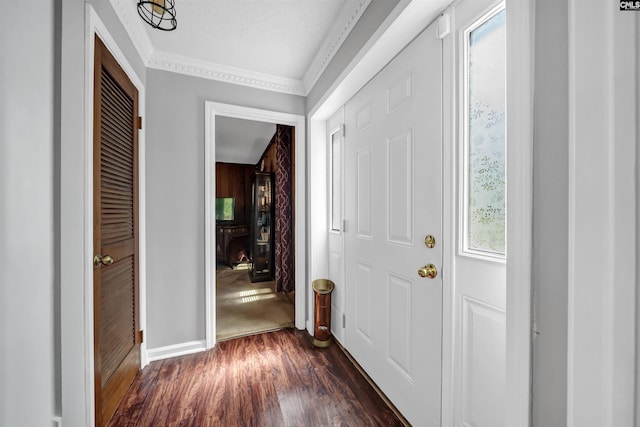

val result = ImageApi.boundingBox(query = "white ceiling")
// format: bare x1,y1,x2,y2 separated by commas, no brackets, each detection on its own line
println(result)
215,117,276,165
110,0,372,95
147,0,345,79
109,0,373,164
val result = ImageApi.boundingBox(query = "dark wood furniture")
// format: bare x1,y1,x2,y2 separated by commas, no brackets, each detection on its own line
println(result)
216,224,249,266
249,172,274,282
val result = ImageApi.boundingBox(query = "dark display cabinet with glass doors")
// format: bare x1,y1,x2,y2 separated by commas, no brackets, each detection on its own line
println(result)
249,172,275,282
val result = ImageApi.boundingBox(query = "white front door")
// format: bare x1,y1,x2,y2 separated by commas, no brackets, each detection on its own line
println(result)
344,19,443,426
446,1,507,425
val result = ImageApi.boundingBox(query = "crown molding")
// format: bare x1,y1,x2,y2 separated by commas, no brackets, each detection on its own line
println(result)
109,0,370,96
302,0,372,94
109,0,154,64
147,51,306,96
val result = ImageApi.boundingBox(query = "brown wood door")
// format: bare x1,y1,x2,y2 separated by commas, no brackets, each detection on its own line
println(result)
93,36,141,427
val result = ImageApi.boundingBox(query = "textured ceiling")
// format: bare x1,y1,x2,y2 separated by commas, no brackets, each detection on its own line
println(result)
215,117,276,165
146,0,347,80
110,0,371,94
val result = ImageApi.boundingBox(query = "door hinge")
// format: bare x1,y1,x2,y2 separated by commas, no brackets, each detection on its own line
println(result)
437,14,450,39
341,123,346,137
137,116,143,130
137,330,144,343
342,219,347,232
342,314,346,328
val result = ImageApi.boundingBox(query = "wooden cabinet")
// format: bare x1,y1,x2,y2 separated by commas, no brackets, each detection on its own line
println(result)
249,172,274,282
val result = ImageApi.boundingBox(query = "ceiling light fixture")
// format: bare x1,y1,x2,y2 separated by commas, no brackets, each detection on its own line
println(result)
137,0,177,31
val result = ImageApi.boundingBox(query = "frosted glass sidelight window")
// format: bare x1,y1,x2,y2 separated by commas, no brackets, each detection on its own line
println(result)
330,130,341,231
464,7,506,255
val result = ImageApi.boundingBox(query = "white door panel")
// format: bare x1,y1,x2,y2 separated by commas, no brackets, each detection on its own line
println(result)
345,20,442,426
446,0,507,426
460,296,505,427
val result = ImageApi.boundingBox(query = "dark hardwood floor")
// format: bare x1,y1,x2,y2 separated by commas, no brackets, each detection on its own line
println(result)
108,328,406,426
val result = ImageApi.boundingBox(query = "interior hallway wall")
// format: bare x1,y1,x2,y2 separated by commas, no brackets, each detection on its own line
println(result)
1,2,56,425
145,69,304,349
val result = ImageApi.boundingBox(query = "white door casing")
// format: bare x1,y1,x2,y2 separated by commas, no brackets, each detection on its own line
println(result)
344,20,443,426
203,102,307,349
567,3,637,426
444,1,507,426
327,108,347,344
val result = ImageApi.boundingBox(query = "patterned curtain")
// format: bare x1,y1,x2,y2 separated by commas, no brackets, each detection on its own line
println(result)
275,125,294,293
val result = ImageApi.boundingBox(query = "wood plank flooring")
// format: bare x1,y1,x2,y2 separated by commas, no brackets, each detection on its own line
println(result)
108,329,405,426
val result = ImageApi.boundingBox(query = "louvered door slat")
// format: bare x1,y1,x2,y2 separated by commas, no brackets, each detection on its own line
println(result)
101,115,135,148
100,173,132,191
103,145,133,163
102,78,133,119
101,168,133,187
101,113,134,148
102,155,133,174
102,185,133,196
101,130,134,158
102,72,134,113
102,191,133,203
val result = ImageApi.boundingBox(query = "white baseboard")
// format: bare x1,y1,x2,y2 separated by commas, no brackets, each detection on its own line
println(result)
146,340,207,362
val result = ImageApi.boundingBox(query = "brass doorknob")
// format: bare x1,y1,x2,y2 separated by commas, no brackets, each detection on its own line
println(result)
418,264,438,279
93,254,114,267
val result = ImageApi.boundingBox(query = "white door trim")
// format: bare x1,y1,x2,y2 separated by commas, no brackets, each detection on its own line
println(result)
566,4,637,426
204,101,306,349
504,0,534,425
61,4,148,425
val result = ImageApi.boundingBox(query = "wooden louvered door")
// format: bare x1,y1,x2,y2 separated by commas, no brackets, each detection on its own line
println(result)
93,36,140,427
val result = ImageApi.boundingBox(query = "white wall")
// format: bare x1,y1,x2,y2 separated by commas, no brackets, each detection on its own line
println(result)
531,0,569,425
1,2,56,425
531,2,639,426
145,69,305,348
566,3,637,425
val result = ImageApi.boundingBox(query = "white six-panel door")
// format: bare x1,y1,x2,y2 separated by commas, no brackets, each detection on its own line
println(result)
344,20,443,426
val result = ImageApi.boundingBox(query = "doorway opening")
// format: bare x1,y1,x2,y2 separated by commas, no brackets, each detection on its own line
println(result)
204,102,306,349
214,117,295,341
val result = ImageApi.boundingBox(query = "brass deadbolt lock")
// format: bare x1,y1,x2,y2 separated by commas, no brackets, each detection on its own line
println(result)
424,235,436,248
